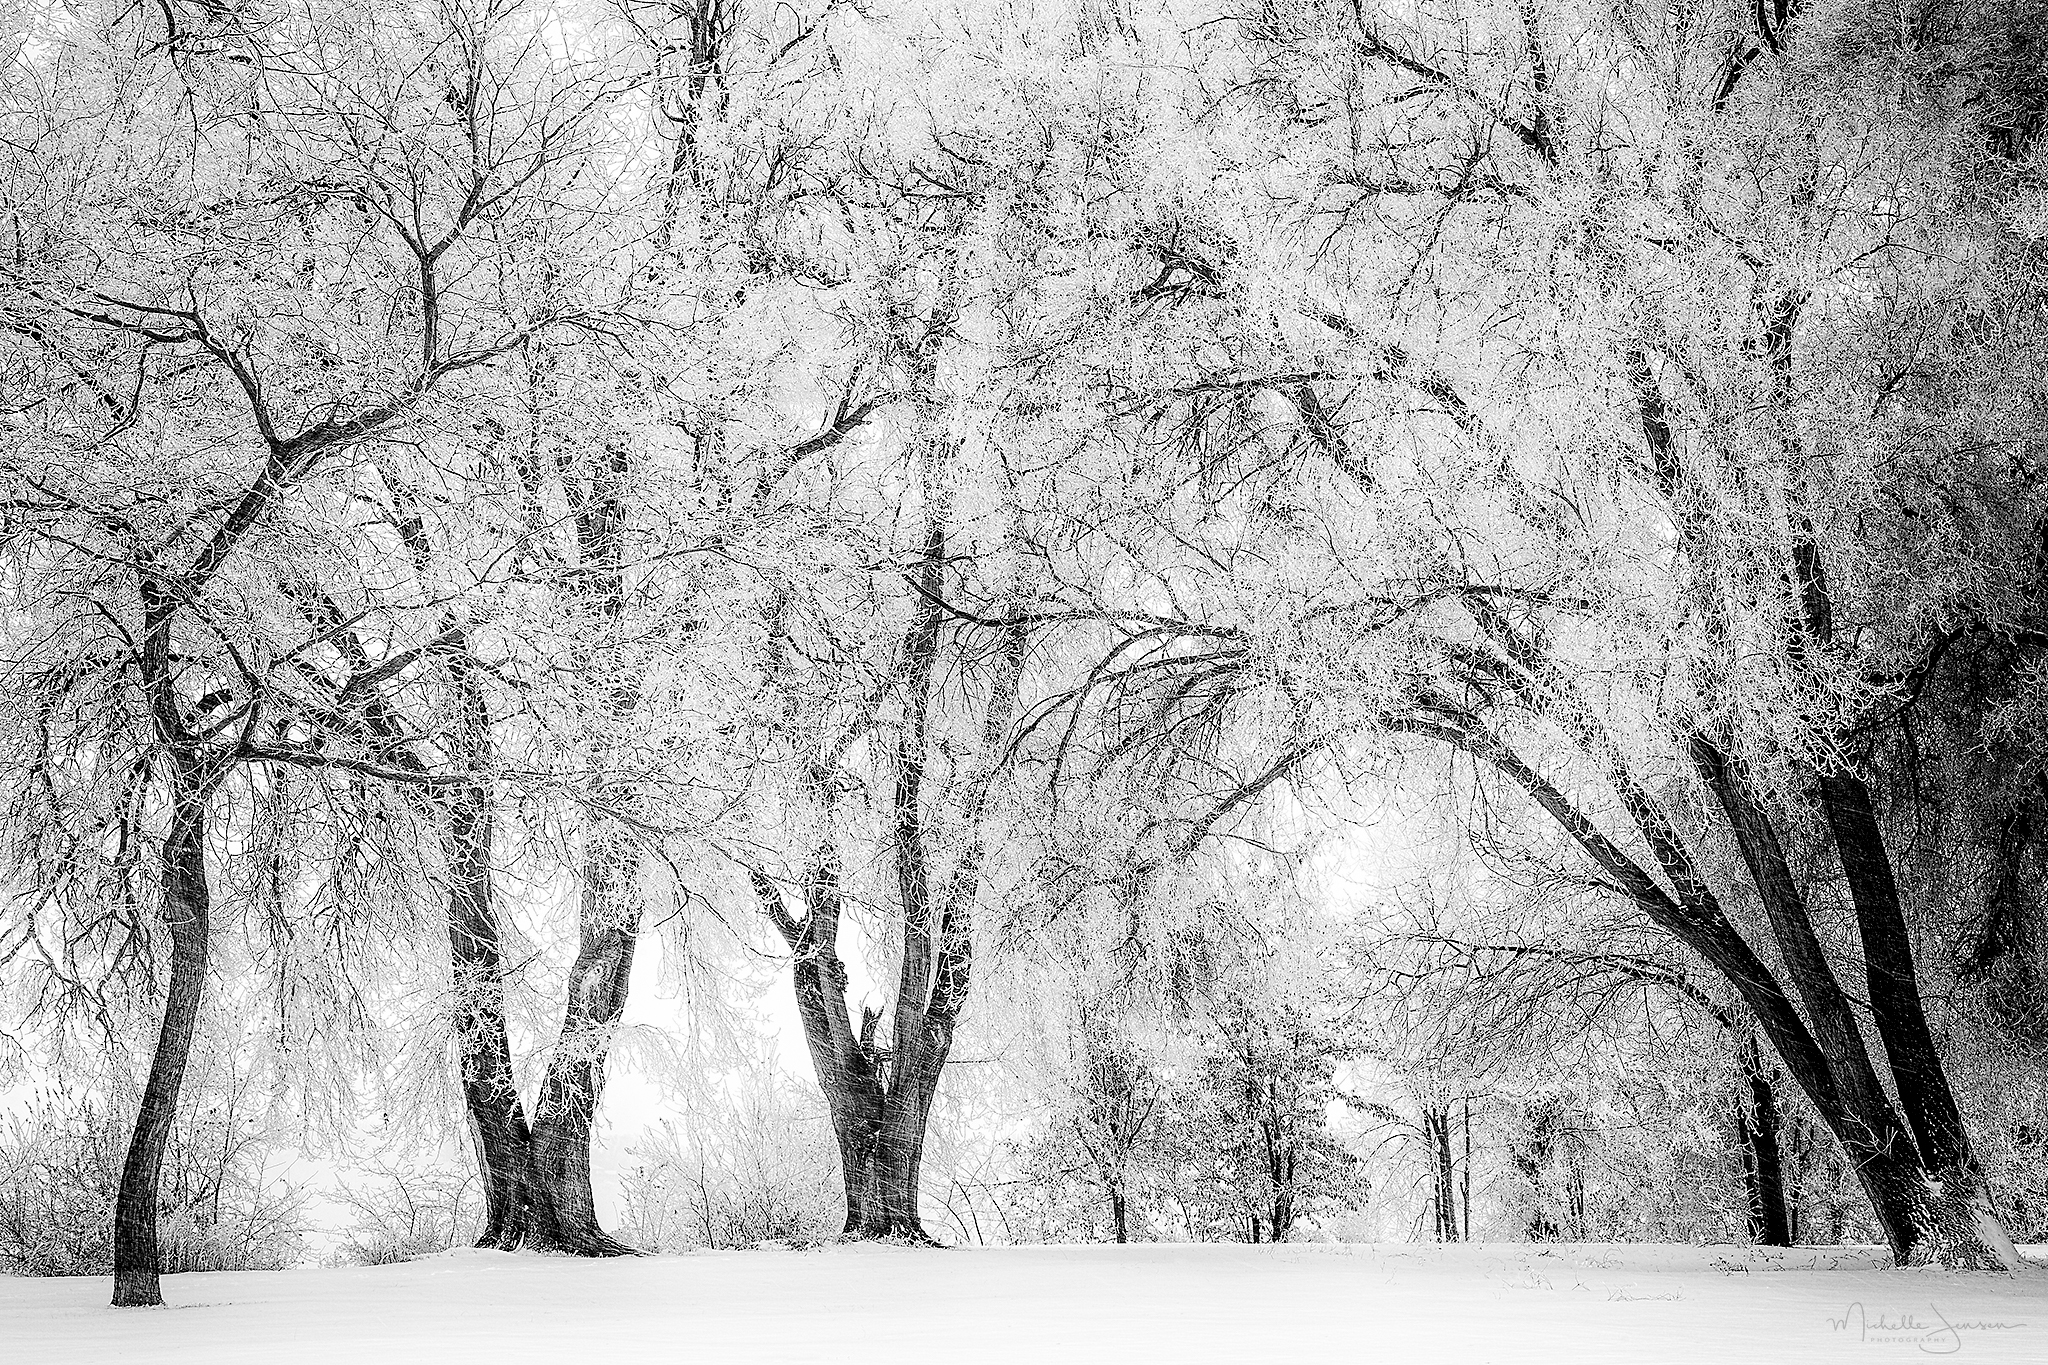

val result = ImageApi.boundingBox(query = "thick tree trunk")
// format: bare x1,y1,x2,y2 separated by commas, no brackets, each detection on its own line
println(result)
836,1125,881,1236
1111,1187,1128,1243
869,1025,950,1244
1686,740,1975,1261
1691,742,1902,1141
1818,772,2020,1271
528,827,641,1257
820,1070,940,1242
1708,753,2015,1266
443,782,558,1251
1786,478,2017,1269
519,437,645,1256
767,859,940,1241
1423,1105,1459,1242
768,868,960,1245
434,623,570,1253
1618,349,2019,1269
1445,712,2013,1267
762,429,1017,1248
1735,1033,1792,1247
111,795,211,1307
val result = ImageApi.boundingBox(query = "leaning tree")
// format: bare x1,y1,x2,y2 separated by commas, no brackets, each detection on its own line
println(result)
1015,0,2041,1267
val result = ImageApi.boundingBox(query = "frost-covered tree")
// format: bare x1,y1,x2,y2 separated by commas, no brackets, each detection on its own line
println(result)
0,0,642,1299
1013,0,2044,1268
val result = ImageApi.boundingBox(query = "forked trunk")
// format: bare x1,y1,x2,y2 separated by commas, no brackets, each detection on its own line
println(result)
445,792,640,1255
1616,352,2020,1271
763,423,1016,1248
772,865,956,1244
1270,1186,1296,1244
112,794,212,1307
443,782,559,1250
528,830,641,1257
520,436,645,1256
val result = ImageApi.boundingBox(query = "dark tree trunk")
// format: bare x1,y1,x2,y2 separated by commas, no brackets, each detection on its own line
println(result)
527,826,640,1257
869,1002,953,1243
1700,742,2013,1265
758,427,1020,1247
1611,350,2020,1269
431,618,568,1253
1425,1105,1458,1242
821,1068,944,1242
443,778,558,1251
1269,1184,1296,1244
1257,1099,1299,1244
761,767,978,1245
111,794,211,1307
440,437,647,1258
1784,1114,1813,1244
1735,1032,1792,1247
1439,1108,1458,1241
1819,771,2017,1269
1429,699,2013,1267
1461,1101,1472,1239
1111,1187,1128,1243
1691,742,1903,1142
527,436,645,1255
760,858,938,1241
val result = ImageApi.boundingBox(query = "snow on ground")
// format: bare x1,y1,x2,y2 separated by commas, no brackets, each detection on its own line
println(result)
4,1242,2044,1364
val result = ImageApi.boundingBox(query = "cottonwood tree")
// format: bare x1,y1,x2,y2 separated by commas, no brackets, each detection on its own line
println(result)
1018,0,2036,1267
716,5,1187,1240
193,0,764,1260
743,312,1031,1240
607,0,1003,1243
0,0,632,1299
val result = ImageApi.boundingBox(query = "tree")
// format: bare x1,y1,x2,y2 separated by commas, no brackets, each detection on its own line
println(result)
1016,0,2035,1267
0,0,632,1299
1012,983,1170,1243
1189,990,1362,1244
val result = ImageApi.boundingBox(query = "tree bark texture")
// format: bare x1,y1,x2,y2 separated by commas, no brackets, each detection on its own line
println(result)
528,439,644,1257
439,619,635,1255
1631,282,2019,1266
1407,696,2014,1266
111,794,212,1307
1425,1105,1458,1243
1736,1032,1792,1247
758,491,1022,1241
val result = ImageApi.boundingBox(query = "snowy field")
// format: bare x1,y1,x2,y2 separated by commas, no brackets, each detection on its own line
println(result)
4,1243,2044,1364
